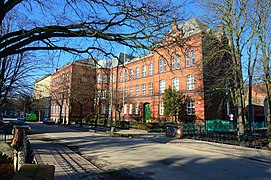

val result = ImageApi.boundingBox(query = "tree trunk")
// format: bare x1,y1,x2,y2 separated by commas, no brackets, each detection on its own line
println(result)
79,103,83,126
248,76,253,134
58,105,62,124
265,78,271,149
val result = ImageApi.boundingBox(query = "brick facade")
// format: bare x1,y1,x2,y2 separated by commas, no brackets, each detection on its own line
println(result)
50,60,96,124
46,18,229,125
107,19,228,123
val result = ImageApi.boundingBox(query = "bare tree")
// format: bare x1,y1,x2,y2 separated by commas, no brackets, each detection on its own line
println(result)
69,62,96,126
199,0,261,136
254,0,271,146
51,72,70,124
0,0,187,106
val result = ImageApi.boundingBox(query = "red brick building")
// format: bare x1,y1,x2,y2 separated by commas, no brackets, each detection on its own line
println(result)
244,84,268,127
108,18,228,123
50,59,96,124
48,18,230,125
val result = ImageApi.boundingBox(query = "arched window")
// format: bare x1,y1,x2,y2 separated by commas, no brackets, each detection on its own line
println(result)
176,55,181,69
186,49,195,67
163,59,167,72
186,52,190,67
97,74,101,83
191,50,195,65
171,56,175,70
159,59,163,73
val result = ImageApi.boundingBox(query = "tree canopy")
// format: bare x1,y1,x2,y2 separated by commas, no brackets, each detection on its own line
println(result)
162,87,186,122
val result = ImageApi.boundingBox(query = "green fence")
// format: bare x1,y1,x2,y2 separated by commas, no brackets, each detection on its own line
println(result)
206,119,235,132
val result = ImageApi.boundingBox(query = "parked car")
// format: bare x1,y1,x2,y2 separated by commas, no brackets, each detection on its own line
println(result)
43,118,55,125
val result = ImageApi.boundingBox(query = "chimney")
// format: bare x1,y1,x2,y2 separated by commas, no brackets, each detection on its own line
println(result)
54,68,59,73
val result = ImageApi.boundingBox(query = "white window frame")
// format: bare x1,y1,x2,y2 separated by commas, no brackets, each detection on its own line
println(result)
142,65,146,77
149,64,153,76
159,80,166,93
159,102,164,115
97,74,101,83
142,84,146,95
56,105,60,113
102,74,107,83
186,100,195,115
159,59,163,73
136,84,139,96
129,104,133,114
191,50,195,65
136,67,140,78
124,69,128,81
186,52,190,67
124,104,127,114
172,77,179,91
149,82,153,95
176,55,180,69
130,86,133,96
135,103,139,115
163,59,167,72
171,56,175,70
110,73,114,83
186,74,194,90
130,69,134,80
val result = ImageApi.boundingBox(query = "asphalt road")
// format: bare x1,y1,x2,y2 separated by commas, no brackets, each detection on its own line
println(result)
29,122,271,180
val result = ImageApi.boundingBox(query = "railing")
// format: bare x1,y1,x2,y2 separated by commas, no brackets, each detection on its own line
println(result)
181,122,268,149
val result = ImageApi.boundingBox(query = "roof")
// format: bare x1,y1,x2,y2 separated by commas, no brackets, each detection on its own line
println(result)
176,18,209,38
34,74,51,83
74,59,96,67
111,52,134,68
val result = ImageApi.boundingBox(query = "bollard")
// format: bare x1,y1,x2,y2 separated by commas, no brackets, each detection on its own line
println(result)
11,126,28,172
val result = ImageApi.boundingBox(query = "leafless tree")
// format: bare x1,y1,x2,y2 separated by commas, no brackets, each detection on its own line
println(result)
0,0,187,107
51,72,70,124
199,0,262,136
69,62,96,126
254,0,271,146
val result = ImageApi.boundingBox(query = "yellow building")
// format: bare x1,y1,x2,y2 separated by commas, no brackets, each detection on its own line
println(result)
34,74,52,121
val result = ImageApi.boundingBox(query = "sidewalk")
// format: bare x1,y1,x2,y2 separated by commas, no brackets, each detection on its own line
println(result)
30,137,113,180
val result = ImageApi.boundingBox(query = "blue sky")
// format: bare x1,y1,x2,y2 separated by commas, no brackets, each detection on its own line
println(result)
18,1,205,84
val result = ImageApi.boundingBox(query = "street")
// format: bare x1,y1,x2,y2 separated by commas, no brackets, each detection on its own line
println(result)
29,122,271,180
